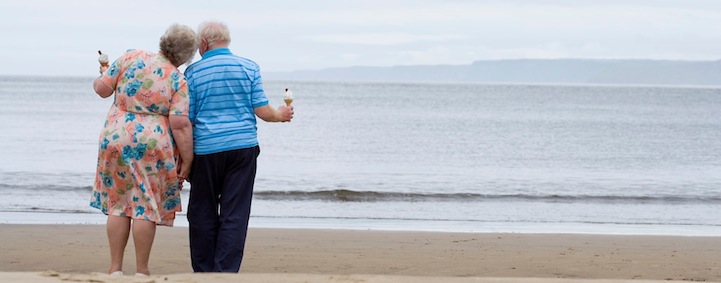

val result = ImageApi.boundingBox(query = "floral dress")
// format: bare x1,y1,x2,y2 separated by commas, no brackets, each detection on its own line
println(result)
90,49,189,226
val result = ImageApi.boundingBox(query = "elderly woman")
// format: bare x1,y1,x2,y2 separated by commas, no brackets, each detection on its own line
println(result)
90,24,196,276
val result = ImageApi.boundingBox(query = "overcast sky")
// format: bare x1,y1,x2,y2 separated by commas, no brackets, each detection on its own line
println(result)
1,0,721,77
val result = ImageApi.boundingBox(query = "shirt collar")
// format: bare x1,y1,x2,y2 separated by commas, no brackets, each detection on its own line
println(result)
202,48,232,59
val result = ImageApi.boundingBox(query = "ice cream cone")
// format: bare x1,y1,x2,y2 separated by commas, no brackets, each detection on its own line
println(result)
98,50,109,68
284,88,293,106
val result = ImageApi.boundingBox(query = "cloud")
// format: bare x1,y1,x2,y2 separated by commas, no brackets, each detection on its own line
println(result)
2,0,721,76
303,33,465,45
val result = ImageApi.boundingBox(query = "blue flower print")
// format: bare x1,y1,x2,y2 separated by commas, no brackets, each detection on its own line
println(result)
112,133,120,140
153,67,164,77
164,198,180,210
90,191,102,208
135,143,147,160
124,70,136,79
135,206,145,217
117,171,127,179
132,124,144,143
100,138,109,150
124,80,143,96
148,104,159,112
108,65,119,77
139,183,147,193
171,72,180,91
125,113,136,122
101,172,114,188
121,145,134,160
132,196,139,202
155,160,165,170
165,187,177,197
134,59,146,70
154,125,164,134
103,176,113,188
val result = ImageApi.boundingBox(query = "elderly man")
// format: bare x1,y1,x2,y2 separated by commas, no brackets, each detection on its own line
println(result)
184,21,294,272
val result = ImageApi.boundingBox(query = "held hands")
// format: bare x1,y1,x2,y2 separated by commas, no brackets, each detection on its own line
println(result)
176,157,192,188
278,105,294,122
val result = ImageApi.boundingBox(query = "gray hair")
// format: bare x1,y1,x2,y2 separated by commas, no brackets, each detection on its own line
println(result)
159,24,198,67
197,21,231,46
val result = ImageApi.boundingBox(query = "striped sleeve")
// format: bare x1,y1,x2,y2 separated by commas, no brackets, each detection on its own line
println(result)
184,68,197,122
250,67,269,108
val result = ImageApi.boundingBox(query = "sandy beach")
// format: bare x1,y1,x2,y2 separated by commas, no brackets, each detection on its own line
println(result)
0,224,719,282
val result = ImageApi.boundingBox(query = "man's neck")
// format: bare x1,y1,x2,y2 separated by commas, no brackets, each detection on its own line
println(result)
208,42,230,50
201,47,232,59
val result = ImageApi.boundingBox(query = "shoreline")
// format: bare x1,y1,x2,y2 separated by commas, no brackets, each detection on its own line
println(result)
1,211,720,237
1,224,719,282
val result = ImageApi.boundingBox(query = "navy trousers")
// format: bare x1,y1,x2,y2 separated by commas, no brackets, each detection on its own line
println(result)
187,146,259,272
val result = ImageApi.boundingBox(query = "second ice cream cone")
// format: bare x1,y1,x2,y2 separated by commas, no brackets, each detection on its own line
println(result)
284,88,294,106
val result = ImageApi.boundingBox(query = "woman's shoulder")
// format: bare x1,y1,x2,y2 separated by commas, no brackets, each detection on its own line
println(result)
123,49,147,58
128,50,173,70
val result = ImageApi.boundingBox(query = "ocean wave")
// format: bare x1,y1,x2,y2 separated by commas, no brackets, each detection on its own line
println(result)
0,208,95,214
254,189,721,204
0,184,93,192
2,183,718,204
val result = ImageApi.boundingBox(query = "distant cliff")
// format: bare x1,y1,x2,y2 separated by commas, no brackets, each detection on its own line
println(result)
264,59,721,86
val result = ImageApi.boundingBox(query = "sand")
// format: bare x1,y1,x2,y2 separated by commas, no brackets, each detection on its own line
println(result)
0,224,719,282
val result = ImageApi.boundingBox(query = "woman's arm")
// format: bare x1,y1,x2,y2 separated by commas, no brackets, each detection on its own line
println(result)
93,77,114,98
93,66,114,98
169,115,194,180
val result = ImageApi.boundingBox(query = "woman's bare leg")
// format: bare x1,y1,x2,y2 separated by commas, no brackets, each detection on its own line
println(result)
106,215,131,274
132,219,157,275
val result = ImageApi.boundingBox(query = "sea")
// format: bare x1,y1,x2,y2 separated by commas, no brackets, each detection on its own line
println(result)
0,76,720,236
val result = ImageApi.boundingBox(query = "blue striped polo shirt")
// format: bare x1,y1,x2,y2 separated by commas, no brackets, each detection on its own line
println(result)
184,48,269,155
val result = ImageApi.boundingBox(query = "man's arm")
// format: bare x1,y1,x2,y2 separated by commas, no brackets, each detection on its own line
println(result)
255,105,294,122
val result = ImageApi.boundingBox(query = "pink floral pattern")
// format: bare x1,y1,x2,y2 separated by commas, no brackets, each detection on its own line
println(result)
90,49,189,226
